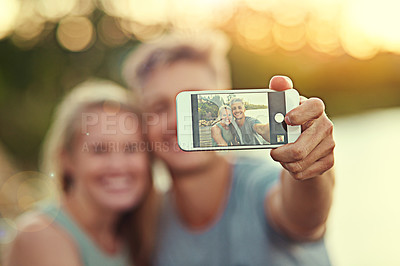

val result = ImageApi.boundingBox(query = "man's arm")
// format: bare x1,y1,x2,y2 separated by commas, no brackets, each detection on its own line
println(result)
265,76,335,241
253,123,270,143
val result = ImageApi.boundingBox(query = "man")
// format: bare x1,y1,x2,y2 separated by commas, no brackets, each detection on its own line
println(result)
229,97,270,145
122,33,335,265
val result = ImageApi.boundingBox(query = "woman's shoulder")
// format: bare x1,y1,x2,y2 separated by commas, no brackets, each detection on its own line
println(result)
211,123,222,132
5,211,81,266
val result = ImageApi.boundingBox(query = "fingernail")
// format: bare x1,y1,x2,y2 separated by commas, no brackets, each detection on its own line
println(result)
285,115,292,125
283,76,293,88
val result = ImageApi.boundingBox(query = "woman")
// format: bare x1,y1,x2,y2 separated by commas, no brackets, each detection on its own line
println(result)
5,80,158,266
211,105,240,146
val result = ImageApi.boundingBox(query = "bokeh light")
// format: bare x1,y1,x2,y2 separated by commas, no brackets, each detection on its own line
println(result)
236,11,272,42
235,10,275,54
124,0,168,25
70,0,95,17
169,0,237,29
0,0,20,40
99,0,131,18
56,16,95,52
0,171,59,216
307,18,342,55
343,0,400,55
0,0,399,59
271,0,307,27
98,16,128,47
36,0,77,21
0,171,60,244
119,20,165,41
340,24,379,60
244,0,278,13
272,23,306,52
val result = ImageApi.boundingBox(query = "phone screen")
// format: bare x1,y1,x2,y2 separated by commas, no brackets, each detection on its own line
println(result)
190,91,288,148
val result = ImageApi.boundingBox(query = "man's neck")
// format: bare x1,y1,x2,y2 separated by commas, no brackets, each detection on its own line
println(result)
236,117,245,127
171,155,233,230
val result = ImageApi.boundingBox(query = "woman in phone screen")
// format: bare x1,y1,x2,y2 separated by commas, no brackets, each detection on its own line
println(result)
211,105,241,146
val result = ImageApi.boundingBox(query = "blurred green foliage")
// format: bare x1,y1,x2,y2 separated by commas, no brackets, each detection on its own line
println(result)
198,97,219,121
0,28,139,170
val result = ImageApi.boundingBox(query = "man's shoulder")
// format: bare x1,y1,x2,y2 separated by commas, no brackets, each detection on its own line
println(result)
245,116,260,124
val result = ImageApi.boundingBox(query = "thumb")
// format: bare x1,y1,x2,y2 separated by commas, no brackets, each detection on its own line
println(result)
268,75,293,91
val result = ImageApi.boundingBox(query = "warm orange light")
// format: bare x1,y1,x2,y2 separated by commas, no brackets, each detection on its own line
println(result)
272,23,306,51
344,0,400,54
98,16,128,47
37,0,77,21
168,0,236,29
119,20,164,41
57,16,95,52
307,18,342,55
0,0,399,58
0,0,20,40
236,12,272,41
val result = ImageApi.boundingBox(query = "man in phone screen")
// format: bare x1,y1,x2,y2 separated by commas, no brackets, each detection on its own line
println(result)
122,32,335,266
229,97,270,145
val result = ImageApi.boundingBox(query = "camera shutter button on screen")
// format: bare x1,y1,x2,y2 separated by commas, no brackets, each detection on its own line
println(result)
274,113,285,123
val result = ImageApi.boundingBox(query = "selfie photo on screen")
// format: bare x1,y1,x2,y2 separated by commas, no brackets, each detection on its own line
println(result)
195,92,270,148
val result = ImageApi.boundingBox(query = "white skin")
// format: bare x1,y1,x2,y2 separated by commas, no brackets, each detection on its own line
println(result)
231,101,270,142
231,102,245,121
211,108,233,146
5,107,150,266
142,60,334,240
142,61,220,176
220,108,232,126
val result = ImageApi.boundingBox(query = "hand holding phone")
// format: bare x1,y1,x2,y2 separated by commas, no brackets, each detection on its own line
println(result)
268,76,335,180
176,88,301,151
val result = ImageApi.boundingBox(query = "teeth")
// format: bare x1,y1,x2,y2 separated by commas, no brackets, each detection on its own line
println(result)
103,176,130,191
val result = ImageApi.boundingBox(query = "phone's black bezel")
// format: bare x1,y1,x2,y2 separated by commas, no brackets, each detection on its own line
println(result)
190,90,288,149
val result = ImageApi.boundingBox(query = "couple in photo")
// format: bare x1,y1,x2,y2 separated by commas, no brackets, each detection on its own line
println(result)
5,31,335,266
211,98,270,146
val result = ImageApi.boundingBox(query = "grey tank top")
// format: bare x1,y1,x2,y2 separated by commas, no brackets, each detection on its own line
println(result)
154,157,331,266
212,123,234,146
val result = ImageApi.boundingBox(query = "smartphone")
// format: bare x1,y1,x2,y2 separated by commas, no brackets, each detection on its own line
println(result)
176,88,301,151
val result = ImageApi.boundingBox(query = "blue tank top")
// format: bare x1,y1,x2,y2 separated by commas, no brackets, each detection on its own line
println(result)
42,205,130,266
154,157,331,266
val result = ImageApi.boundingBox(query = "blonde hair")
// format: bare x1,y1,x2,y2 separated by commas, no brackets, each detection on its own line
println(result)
40,79,159,266
40,79,138,192
122,30,232,94
218,105,232,119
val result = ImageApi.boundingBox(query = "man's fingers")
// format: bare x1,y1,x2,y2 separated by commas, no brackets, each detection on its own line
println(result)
284,153,335,180
280,136,335,174
299,96,307,104
271,115,333,163
285,97,325,126
269,75,293,91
